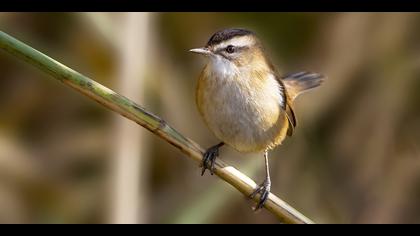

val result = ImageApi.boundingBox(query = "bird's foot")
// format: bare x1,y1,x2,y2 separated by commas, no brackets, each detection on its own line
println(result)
201,143,223,176
249,179,271,211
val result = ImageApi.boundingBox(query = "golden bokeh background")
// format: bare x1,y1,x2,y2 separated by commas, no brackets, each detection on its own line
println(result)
0,12,419,223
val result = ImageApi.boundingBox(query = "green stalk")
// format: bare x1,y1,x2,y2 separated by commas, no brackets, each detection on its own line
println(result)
0,31,314,224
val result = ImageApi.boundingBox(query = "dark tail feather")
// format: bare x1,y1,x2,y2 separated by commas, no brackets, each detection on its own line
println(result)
282,71,325,101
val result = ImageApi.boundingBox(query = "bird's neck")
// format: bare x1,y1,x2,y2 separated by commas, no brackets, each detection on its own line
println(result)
206,58,273,83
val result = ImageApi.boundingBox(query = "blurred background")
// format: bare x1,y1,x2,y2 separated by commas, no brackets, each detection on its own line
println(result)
0,12,419,224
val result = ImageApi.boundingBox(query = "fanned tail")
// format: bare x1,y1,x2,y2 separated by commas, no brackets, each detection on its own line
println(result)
282,71,325,101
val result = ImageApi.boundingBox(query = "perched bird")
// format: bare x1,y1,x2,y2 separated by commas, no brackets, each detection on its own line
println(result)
190,28,325,210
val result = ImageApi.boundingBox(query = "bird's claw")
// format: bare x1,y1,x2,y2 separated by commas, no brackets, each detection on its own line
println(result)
201,145,220,176
249,180,271,211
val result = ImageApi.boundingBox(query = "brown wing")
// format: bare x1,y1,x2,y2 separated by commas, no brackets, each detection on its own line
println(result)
281,71,325,136
275,76,297,137
285,98,296,137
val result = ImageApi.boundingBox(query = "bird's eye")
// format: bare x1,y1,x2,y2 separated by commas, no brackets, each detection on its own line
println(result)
225,45,235,54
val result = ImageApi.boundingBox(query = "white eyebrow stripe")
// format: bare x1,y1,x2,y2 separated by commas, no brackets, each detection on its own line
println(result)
213,35,255,51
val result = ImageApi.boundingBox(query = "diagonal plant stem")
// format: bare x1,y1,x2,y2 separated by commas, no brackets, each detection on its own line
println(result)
0,30,314,224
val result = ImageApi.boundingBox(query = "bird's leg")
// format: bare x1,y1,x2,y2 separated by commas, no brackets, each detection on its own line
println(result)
201,142,225,176
249,150,271,210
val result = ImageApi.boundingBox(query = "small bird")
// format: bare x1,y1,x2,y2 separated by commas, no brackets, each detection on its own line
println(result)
190,28,325,210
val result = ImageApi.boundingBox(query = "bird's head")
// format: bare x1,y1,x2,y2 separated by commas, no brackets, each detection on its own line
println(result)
190,28,271,75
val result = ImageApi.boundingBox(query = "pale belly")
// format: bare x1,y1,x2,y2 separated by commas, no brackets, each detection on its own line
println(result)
196,73,289,153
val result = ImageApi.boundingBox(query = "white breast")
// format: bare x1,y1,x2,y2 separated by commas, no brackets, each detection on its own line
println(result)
197,60,287,153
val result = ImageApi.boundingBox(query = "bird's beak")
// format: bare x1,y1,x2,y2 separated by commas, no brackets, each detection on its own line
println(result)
189,47,212,56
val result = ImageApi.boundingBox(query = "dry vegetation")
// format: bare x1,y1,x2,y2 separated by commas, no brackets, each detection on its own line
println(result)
0,13,419,223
